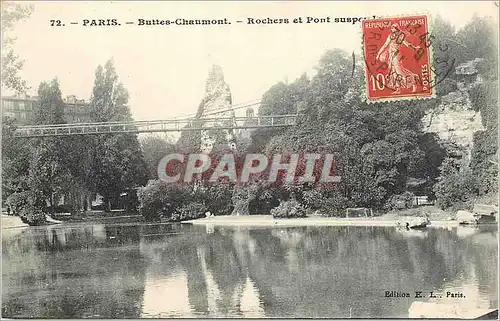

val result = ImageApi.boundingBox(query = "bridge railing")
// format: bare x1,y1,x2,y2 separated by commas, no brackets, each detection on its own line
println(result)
12,114,298,137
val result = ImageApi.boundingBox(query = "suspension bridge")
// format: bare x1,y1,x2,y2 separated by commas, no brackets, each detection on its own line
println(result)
11,101,298,138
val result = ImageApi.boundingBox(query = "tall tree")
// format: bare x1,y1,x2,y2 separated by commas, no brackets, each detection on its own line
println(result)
457,15,498,79
1,3,35,214
3,79,90,218
87,60,148,211
1,3,33,93
1,117,30,201
251,73,310,152
29,80,69,209
33,79,65,124
259,73,309,116
5,80,72,223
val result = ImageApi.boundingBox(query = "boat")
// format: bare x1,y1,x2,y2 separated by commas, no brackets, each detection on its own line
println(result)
396,216,431,229
407,217,431,229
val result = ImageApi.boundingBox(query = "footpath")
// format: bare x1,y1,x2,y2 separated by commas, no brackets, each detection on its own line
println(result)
1,214,29,229
182,215,466,228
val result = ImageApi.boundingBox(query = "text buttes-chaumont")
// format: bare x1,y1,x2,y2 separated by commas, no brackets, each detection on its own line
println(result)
137,18,230,26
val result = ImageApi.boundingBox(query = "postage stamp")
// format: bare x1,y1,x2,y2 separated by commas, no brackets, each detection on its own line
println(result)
362,15,434,102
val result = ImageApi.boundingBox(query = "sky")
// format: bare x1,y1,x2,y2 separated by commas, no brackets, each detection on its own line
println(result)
6,1,499,121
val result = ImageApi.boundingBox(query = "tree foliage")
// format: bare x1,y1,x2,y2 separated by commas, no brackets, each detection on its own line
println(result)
3,61,150,222
456,15,498,79
3,80,70,223
258,49,434,213
87,61,148,210
433,159,478,210
1,3,33,93
433,23,498,208
2,118,30,201
271,199,306,218
140,135,176,180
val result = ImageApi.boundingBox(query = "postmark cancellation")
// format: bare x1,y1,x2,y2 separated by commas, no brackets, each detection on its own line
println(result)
362,15,437,103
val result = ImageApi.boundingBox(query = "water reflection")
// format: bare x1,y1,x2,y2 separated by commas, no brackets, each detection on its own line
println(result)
2,223,497,318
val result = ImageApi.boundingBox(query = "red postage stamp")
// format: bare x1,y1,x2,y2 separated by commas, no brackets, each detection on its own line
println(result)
362,15,433,102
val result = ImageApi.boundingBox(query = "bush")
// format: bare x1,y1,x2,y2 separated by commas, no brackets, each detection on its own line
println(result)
318,197,348,217
171,202,208,222
44,204,73,214
197,183,234,215
469,81,498,129
470,130,498,196
138,180,229,221
302,189,322,210
120,189,141,212
19,207,46,226
5,191,29,216
137,180,194,221
302,188,347,217
387,192,416,210
433,159,478,210
271,199,307,218
5,192,46,225
469,82,487,112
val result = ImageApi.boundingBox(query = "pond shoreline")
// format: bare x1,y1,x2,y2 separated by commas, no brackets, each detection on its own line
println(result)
4,213,497,229
1,214,29,229
182,215,481,228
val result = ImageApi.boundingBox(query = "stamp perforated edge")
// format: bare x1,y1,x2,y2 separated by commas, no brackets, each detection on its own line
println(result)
359,11,439,104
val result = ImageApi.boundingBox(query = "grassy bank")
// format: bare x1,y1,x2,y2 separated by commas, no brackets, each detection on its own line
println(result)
383,206,455,220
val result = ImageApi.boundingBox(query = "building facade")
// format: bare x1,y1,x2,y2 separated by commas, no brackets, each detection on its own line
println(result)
1,94,91,125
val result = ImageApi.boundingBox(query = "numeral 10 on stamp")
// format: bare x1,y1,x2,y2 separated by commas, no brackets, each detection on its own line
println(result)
362,15,433,102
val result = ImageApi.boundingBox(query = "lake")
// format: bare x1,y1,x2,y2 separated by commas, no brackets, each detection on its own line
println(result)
2,222,498,318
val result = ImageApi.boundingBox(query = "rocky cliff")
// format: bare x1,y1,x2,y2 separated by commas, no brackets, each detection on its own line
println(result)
422,59,486,162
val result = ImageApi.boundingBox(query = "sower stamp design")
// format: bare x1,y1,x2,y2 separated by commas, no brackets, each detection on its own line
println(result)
362,15,433,102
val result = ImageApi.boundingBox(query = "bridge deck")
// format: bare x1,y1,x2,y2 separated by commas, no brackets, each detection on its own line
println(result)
13,115,297,137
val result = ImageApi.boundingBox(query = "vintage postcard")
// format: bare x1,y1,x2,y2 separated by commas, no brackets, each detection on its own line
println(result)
1,1,498,319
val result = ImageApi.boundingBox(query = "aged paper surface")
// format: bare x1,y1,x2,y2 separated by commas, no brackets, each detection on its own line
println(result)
1,1,498,319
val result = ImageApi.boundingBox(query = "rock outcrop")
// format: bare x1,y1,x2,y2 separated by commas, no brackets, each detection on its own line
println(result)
422,59,486,162
199,65,237,154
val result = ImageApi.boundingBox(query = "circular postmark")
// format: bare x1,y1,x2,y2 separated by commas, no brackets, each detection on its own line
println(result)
362,16,456,101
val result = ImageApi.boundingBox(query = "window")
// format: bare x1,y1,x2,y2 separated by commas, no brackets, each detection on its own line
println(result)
3,101,14,111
